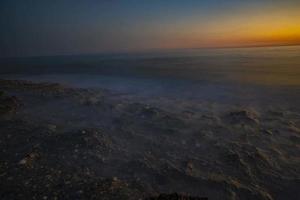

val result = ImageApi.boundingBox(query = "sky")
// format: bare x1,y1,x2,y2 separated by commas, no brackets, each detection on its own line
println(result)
1,0,300,57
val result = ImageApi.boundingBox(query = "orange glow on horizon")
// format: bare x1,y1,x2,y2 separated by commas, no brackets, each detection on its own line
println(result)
156,6,300,49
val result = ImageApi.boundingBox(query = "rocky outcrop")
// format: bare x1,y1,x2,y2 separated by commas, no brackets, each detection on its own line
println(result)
0,91,20,115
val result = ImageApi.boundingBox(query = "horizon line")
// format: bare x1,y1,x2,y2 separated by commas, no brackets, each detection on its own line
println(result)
1,43,300,59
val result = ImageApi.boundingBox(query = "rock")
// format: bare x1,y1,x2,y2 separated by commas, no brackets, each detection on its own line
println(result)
0,90,4,97
81,97,100,105
125,103,160,118
146,193,208,200
288,125,300,134
268,110,284,117
182,110,195,117
140,106,160,119
185,161,194,176
0,94,21,115
225,109,259,125
47,124,57,132
289,136,300,144
18,151,40,168
261,129,273,135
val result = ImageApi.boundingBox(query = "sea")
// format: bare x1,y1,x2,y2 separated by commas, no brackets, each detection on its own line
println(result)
1,45,300,110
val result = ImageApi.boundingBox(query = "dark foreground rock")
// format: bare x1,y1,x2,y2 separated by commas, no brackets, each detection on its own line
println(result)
146,193,208,200
0,91,20,115
225,109,259,125
0,79,300,200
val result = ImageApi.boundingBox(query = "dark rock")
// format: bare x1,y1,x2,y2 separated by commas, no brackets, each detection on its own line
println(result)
47,124,57,132
0,92,21,115
19,151,41,168
261,129,273,135
289,135,300,144
0,90,4,97
288,125,300,134
146,193,208,200
141,106,160,118
225,110,259,125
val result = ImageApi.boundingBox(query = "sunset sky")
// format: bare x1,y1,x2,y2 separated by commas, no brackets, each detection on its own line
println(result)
1,0,300,57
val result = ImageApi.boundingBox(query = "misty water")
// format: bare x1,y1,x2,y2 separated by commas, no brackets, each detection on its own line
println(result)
1,45,300,109
1,45,300,200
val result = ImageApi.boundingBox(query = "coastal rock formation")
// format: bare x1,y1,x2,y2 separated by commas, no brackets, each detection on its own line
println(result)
0,79,299,200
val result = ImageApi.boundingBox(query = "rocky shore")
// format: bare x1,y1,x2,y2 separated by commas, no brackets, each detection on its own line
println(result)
0,79,299,200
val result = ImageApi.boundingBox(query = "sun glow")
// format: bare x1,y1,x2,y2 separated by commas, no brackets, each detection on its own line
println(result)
160,6,300,49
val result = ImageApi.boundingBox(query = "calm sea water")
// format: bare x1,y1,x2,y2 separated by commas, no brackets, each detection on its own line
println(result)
1,46,300,108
